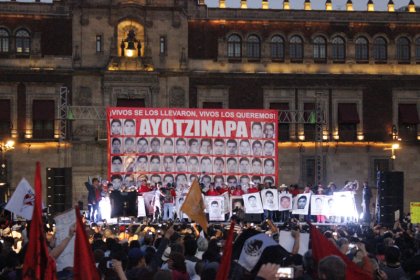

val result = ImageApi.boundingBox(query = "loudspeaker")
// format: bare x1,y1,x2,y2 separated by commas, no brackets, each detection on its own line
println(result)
46,167,72,216
109,191,138,218
377,171,404,226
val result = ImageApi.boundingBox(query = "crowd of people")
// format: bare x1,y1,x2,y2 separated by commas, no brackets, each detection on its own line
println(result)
0,206,420,280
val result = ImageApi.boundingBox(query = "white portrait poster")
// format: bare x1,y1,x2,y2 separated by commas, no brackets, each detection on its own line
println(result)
261,189,279,211
205,196,225,221
278,193,293,211
54,209,76,271
279,230,310,256
222,192,230,214
333,191,357,218
324,196,335,216
243,193,264,214
137,196,146,217
310,195,326,215
230,196,245,217
176,196,189,219
292,193,311,215
99,196,111,221
142,191,156,215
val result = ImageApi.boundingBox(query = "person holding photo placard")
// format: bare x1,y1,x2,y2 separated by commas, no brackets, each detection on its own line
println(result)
262,189,278,220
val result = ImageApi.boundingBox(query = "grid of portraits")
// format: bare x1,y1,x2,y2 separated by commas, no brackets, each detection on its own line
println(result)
109,118,277,187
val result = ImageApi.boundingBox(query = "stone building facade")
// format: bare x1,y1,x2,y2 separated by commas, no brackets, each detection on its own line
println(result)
0,0,419,214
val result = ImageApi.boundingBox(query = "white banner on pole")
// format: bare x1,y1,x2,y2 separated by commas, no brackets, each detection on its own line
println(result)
5,178,45,220
54,209,76,271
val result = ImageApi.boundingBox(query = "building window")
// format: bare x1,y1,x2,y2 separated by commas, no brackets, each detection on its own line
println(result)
203,102,223,108
332,36,345,62
373,37,387,62
290,35,303,61
0,29,9,53
270,102,290,141
227,34,241,58
304,102,316,141
160,36,167,55
313,36,326,61
0,100,11,138
396,37,411,63
270,35,284,60
398,104,419,141
302,157,316,187
32,100,55,139
247,35,260,59
15,29,30,54
116,98,145,107
338,103,359,141
416,38,420,62
96,35,102,52
355,37,369,62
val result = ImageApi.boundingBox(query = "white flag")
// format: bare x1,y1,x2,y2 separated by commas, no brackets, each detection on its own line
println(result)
5,178,36,220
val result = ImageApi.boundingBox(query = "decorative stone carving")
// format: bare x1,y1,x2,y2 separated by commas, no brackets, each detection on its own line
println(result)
169,87,186,108
77,86,92,105
80,12,89,26
73,124,95,136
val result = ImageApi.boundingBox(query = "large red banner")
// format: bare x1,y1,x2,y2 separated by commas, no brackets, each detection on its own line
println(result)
107,108,278,189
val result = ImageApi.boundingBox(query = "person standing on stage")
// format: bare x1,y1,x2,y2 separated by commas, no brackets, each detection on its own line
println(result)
231,184,245,196
162,185,176,221
153,182,163,222
362,181,372,224
316,185,326,223
85,177,102,222
206,184,219,196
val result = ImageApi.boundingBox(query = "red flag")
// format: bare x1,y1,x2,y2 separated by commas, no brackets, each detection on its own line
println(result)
23,162,57,280
74,206,100,280
309,224,373,280
216,220,236,280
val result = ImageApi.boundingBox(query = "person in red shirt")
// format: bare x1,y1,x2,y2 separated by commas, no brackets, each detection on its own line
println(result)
247,182,259,194
206,184,219,196
162,186,176,220
218,183,230,195
289,184,300,197
137,176,151,194
231,185,244,196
